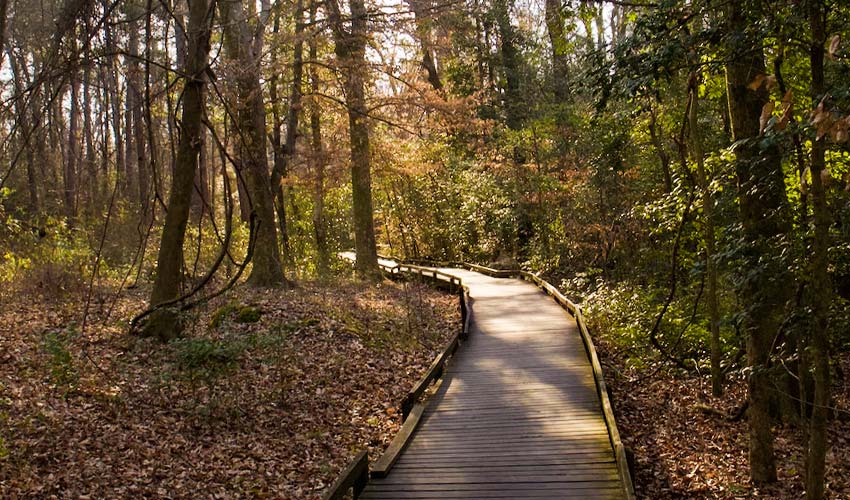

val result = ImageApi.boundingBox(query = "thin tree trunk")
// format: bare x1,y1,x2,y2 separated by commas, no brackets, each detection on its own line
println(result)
0,0,8,69
309,1,329,276
146,0,215,340
805,2,830,498
8,49,39,213
269,1,301,263
688,73,722,396
648,106,672,193
127,6,149,214
407,0,442,91
83,63,97,212
65,75,80,222
103,1,126,195
493,0,522,129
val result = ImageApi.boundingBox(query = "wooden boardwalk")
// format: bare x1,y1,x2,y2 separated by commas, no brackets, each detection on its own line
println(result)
360,261,627,500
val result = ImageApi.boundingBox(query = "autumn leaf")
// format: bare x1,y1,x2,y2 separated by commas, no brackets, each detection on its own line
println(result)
765,75,777,90
748,74,766,91
828,34,840,60
759,101,775,134
801,167,810,195
821,168,832,187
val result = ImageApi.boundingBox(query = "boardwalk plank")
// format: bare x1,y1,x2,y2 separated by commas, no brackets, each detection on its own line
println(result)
359,264,627,500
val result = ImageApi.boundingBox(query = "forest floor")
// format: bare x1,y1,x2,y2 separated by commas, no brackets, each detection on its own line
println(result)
0,276,459,499
597,338,850,499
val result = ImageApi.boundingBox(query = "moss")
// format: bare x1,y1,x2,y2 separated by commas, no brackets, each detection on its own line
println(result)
209,303,238,329
235,306,262,323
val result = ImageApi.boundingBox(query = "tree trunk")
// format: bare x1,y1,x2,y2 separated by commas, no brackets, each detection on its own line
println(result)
146,0,215,340
126,6,149,215
648,106,672,193
688,73,722,396
805,2,830,498
83,63,97,213
406,0,442,91
309,1,329,276
544,0,569,103
65,75,79,222
269,1,301,264
493,0,522,129
328,0,380,280
724,0,791,484
8,49,39,214
220,0,287,287
103,4,126,195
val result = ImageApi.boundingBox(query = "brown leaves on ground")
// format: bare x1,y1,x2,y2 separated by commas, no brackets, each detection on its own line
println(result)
597,338,850,499
0,278,458,499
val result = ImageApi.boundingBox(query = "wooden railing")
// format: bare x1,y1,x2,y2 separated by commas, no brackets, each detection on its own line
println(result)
321,450,369,500
324,256,471,498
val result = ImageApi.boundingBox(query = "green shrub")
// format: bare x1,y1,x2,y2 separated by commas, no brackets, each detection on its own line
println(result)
209,303,263,328
171,337,244,377
235,306,262,324
209,304,238,329
41,327,79,391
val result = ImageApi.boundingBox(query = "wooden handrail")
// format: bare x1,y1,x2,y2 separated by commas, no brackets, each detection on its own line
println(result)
331,253,471,488
322,450,369,500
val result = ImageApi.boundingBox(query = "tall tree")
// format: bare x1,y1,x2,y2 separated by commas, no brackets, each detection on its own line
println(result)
146,0,216,340
492,0,522,129
328,0,380,279
268,0,302,263
220,0,287,287
804,2,831,498
544,0,569,104
406,0,442,91
724,0,791,484
309,0,329,276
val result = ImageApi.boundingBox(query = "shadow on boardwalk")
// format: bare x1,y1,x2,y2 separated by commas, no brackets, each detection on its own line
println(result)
360,267,626,500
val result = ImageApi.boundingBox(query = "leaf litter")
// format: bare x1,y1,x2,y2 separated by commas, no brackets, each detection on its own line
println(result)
0,278,458,499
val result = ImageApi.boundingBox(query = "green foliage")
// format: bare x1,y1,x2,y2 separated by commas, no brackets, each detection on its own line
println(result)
41,327,79,391
209,303,238,329
170,337,244,383
236,306,262,324
210,303,263,328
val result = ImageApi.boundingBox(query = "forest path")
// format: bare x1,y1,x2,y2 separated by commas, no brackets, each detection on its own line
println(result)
355,257,627,500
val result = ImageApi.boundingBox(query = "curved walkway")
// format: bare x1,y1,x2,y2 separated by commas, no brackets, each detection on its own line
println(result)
361,260,627,499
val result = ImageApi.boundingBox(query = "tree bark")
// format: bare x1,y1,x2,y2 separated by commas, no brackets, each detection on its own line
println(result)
406,0,442,91
493,0,522,129
309,1,329,276
805,2,830,498
724,0,791,484
65,74,80,222
328,0,380,280
544,0,569,103
688,73,722,396
220,0,287,287
146,0,215,340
